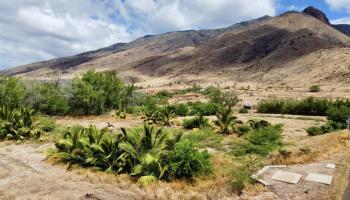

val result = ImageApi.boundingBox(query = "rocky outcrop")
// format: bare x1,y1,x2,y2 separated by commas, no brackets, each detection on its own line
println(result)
303,6,331,25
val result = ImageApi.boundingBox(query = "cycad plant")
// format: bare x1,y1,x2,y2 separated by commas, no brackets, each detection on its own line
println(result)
158,106,176,127
53,125,129,172
0,106,41,140
120,124,182,182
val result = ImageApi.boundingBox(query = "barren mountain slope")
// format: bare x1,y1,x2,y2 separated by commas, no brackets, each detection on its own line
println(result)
4,8,350,88
3,16,269,77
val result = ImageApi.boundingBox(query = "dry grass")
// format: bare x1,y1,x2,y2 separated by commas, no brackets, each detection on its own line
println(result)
270,131,350,165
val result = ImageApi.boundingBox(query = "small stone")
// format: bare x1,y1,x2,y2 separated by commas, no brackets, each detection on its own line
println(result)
326,164,336,169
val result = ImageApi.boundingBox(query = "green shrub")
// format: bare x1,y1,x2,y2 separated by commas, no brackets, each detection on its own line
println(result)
69,70,126,115
257,99,284,114
169,103,189,116
167,140,212,178
188,102,220,116
37,117,57,132
231,155,266,194
234,124,251,137
182,114,210,129
257,97,332,116
231,125,283,156
306,120,344,136
326,105,350,127
247,119,271,130
0,77,26,108
306,126,324,136
184,128,223,149
26,81,69,115
155,90,173,98
247,125,283,146
239,108,248,114
309,85,321,92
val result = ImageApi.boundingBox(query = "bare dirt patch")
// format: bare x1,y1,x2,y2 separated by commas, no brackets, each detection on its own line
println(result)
0,142,141,200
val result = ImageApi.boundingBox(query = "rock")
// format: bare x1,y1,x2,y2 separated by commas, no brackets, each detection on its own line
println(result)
303,6,331,25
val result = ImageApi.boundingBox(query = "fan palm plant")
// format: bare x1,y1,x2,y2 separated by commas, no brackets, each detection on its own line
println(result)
120,124,182,181
214,107,238,134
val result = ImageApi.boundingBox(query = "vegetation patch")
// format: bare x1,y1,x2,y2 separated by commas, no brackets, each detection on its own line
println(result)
48,124,212,184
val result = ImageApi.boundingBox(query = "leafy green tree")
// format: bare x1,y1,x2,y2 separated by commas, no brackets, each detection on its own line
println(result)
69,70,125,115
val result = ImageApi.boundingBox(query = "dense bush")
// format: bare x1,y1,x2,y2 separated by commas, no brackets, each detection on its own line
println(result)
167,140,212,178
306,126,323,136
326,105,350,127
182,114,210,129
69,70,127,115
306,120,344,136
188,101,221,116
26,81,69,115
168,103,189,116
0,77,26,108
257,97,350,116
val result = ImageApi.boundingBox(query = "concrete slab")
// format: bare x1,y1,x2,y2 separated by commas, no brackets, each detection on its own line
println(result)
326,164,336,169
305,173,332,185
271,170,302,184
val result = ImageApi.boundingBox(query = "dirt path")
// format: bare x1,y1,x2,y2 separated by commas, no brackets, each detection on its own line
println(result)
0,142,141,200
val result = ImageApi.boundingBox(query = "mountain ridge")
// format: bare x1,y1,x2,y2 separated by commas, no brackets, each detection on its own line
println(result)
3,7,350,88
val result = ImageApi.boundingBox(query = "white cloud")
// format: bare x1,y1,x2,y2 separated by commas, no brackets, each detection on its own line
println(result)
117,0,276,32
331,17,350,24
0,0,277,69
325,0,350,13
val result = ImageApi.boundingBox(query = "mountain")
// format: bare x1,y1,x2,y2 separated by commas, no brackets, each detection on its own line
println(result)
333,24,350,36
3,7,350,87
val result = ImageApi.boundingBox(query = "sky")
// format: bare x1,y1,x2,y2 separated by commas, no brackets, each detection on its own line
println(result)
0,0,350,69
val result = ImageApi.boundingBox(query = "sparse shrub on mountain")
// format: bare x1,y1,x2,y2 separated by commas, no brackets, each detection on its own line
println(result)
309,85,321,92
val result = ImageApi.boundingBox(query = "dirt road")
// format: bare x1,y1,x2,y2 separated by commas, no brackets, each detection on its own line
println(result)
0,142,141,200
